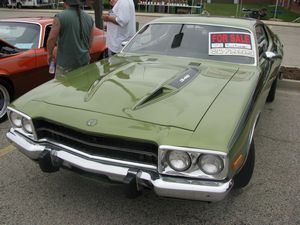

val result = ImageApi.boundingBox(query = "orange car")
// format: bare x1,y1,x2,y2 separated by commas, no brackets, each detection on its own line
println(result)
0,17,107,122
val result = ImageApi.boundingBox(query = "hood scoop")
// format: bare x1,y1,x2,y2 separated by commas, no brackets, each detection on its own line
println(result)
133,67,199,109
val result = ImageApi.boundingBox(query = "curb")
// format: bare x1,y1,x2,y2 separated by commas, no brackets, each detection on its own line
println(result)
278,79,300,92
263,20,300,28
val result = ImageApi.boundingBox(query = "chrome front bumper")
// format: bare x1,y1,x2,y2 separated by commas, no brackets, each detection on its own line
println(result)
7,130,233,202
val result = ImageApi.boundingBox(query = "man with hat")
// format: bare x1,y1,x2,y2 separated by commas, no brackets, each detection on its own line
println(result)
47,0,94,77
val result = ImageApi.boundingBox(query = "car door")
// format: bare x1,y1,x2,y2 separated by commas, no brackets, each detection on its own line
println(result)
1,48,37,97
1,21,52,98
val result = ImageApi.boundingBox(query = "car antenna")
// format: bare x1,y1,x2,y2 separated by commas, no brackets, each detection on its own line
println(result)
171,24,184,49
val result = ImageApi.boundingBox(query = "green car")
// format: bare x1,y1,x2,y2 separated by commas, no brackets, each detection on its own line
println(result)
6,17,283,202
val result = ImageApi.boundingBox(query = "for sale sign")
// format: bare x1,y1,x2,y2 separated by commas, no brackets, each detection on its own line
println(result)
209,32,255,57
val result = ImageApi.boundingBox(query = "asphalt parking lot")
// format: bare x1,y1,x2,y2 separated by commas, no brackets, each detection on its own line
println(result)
0,85,299,225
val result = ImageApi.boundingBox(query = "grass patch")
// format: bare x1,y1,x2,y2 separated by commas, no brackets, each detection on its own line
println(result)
204,3,300,22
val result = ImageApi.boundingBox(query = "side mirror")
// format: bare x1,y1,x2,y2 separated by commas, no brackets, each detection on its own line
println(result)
121,41,128,47
263,51,282,60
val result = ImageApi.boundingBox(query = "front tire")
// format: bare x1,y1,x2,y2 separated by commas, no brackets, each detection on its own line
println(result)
233,139,255,189
0,80,12,122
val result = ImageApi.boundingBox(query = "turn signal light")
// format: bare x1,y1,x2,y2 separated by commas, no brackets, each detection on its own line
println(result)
232,154,244,170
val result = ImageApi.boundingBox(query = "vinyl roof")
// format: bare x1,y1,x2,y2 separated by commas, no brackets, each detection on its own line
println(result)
149,16,260,31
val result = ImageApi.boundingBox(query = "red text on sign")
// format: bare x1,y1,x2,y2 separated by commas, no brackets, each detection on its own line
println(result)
211,33,251,45
229,34,250,44
211,34,228,43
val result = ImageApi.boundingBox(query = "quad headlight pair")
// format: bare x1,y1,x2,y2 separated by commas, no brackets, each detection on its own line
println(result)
8,110,33,134
166,150,224,175
159,146,227,179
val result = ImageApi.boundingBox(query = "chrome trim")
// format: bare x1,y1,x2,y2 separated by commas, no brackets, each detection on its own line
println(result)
7,107,31,121
141,173,232,202
38,137,157,170
7,121,157,170
158,145,228,180
7,107,37,140
53,150,130,182
0,83,10,118
7,129,233,202
249,112,260,143
160,145,227,155
6,108,156,170
7,130,45,159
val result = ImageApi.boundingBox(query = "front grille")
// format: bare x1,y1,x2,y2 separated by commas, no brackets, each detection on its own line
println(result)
33,119,158,166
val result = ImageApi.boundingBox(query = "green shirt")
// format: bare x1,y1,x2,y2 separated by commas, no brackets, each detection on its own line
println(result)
56,8,94,71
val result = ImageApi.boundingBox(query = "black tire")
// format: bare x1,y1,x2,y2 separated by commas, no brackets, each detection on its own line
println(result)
16,2,21,8
0,80,12,123
233,139,255,189
266,77,278,103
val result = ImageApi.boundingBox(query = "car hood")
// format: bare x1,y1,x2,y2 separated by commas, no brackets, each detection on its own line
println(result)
32,55,238,131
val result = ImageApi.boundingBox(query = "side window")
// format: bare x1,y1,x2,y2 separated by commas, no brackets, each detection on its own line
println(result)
265,25,281,54
43,25,52,47
255,26,269,57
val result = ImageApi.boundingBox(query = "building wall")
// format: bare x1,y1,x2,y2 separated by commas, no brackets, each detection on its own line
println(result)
287,0,300,13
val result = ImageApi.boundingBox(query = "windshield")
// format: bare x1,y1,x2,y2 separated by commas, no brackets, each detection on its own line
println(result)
123,23,255,64
0,22,40,49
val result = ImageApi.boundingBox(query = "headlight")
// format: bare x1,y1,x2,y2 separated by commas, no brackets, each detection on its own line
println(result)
22,117,33,134
9,111,22,127
198,154,224,175
166,151,191,172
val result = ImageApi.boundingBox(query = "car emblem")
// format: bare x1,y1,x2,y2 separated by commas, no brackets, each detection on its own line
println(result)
87,119,97,127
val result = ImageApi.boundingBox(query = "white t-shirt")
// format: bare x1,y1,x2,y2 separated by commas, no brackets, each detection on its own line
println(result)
106,0,136,53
